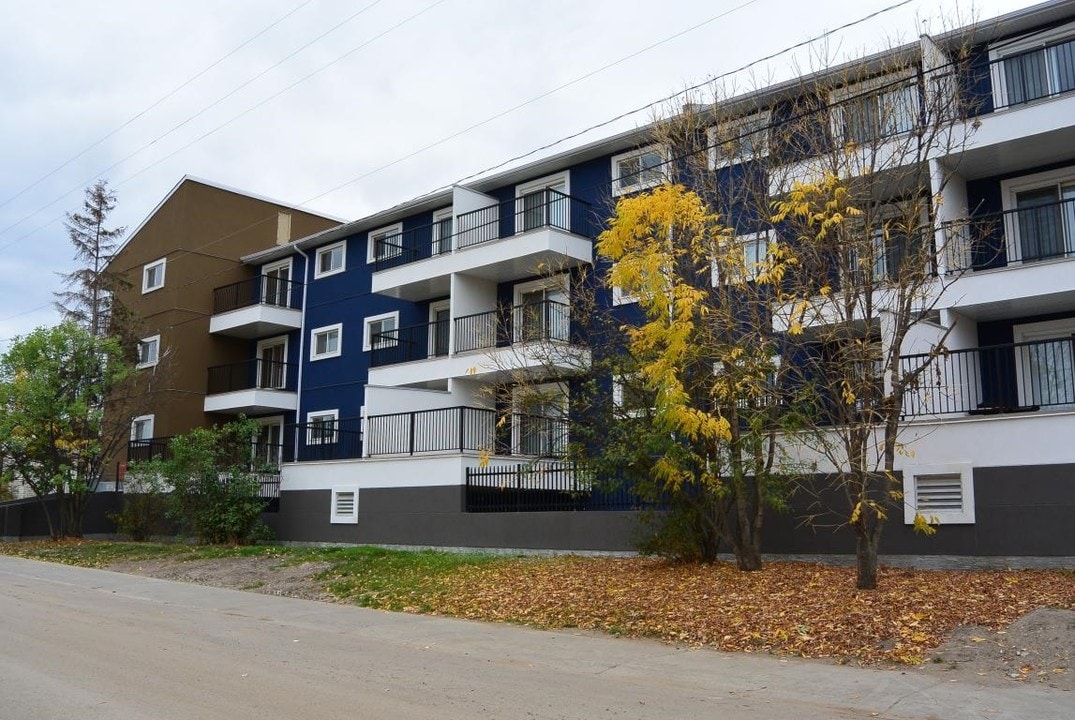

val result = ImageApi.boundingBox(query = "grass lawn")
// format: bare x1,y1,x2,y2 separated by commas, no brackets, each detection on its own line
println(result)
2,540,1072,665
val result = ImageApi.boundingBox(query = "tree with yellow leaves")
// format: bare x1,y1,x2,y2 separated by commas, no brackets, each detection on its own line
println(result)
598,183,804,570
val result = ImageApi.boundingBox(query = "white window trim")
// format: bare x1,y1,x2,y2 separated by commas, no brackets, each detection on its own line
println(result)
142,258,166,293
367,222,404,264
306,409,339,446
428,300,451,357
511,382,569,456
130,414,155,441
611,284,639,306
611,144,667,197
999,166,1075,264
903,463,975,525
363,311,400,351
314,241,346,279
261,258,294,307
330,485,359,524
988,20,1075,110
516,171,570,198
256,336,289,389
310,323,342,361
708,110,771,169
829,68,919,145
1012,318,1075,408
713,230,772,285
136,334,161,369
612,374,650,418
253,415,285,466
432,207,454,254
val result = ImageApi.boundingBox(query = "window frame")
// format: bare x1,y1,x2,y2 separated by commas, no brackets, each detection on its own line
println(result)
999,166,1075,264
431,207,454,255
314,241,346,279
989,21,1075,109
363,311,400,351
611,144,667,197
830,69,920,146
708,110,771,169
142,258,166,293
130,414,155,442
713,230,772,285
366,222,404,264
310,323,342,361
330,485,359,524
136,334,161,369
903,463,975,525
306,409,339,446
511,382,569,457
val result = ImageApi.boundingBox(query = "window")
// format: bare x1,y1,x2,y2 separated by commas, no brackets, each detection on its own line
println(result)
432,208,453,255
832,71,919,145
142,258,166,293
991,24,1075,109
713,230,771,285
611,145,666,196
428,301,450,358
130,414,155,442
261,259,293,307
1001,169,1075,264
307,410,339,446
513,278,569,343
513,383,569,457
330,486,359,524
611,284,638,306
612,374,652,418
310,324,342,361
136,335,160,369
367,223,403,264
904,464,974,525
363,312,399,351
709,110,771,168
1012,318,1075,409
516,173,570,233
314,241,346,279
257,337,288,389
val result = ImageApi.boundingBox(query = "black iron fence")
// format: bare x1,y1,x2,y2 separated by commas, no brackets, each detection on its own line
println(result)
212,275,303,314
363,406,494,456
944,195,1075,273
206,359,296,394
464,462,649,512
901,337,1075,416
127,437,172,463
453,300,571,354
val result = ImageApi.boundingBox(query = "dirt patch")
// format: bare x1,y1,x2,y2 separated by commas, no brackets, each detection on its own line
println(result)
916,607,1074,690
107,556,334,602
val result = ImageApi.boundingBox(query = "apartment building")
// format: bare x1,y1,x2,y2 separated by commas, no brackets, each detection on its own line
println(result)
153,1,1075,557
106,177,341,484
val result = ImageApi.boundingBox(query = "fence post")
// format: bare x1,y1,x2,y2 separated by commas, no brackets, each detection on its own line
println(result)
458,407,465,453
409,411,416,456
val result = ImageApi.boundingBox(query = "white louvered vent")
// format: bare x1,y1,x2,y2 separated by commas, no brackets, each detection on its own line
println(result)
914,473,964,512
330,487,359,524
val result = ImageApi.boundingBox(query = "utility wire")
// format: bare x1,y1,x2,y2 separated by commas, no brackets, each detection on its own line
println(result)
0,0,316,213
0,0,391,242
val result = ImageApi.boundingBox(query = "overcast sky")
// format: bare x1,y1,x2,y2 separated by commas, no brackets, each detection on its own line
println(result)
0,0,1032,345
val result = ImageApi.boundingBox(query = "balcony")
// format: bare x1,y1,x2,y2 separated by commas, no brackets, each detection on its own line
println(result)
366,301,583,386
371,190,594,301
285,407,569,462
901,338,1075,418
941,196,1075,318
209,276,304,338
203,359,298,414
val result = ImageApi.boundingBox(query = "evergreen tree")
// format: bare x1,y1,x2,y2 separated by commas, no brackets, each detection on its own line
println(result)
54,180,127,339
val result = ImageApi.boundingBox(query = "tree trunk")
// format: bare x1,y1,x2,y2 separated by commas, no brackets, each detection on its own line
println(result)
855,526,882,590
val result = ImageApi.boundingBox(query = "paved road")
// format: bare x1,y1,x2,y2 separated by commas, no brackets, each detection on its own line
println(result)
0,557,1068,720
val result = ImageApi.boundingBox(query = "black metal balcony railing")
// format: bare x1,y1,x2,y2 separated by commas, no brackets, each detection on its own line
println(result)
368,320,451,367
990,36,1075,111
206,359,296,395
127,437,173,463
454,300,571,354
212,276,303,314
901,337,1075,417
364,406,496,456
371,189,593,272
289,417,364,462
944,195,1075,273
